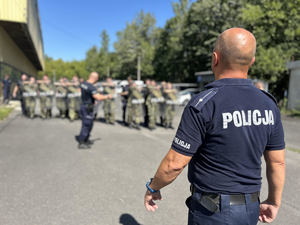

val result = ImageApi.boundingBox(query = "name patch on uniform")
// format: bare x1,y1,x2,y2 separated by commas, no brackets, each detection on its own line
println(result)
222,110,274,129
173,137,191,150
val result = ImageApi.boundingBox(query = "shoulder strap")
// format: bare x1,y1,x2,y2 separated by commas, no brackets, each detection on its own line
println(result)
260,90,278,105
190,88,218,111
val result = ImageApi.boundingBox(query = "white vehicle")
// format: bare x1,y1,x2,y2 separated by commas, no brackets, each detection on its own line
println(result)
176,88,200,106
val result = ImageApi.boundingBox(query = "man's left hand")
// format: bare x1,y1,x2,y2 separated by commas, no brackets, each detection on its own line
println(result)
144,190,162,212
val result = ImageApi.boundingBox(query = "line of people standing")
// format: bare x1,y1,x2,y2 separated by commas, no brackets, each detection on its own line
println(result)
121,76,177,130
12,74,81,120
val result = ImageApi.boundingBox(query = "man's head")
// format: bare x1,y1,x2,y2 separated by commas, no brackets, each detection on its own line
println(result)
106,77,112,83
4,74,9,79
145,79,151,86
21,74,27,81
151,80,156,87
29,76,36,84
167,82,172,89
127,76,133,85
72,75,79,83
59,78,65,85
43,75,50,84
88,72,99,84
211,28,256,79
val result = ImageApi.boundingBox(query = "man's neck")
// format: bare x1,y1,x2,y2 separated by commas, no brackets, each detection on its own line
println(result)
215,69,248,80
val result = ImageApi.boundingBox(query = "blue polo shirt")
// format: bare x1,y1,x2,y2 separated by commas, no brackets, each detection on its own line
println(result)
80,81,97,105
171,78,285,194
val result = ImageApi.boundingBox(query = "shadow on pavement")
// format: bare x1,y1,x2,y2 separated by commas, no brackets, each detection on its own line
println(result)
119,213,142,225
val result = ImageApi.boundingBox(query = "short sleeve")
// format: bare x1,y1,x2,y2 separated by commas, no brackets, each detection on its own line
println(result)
90,85,97,95
265,108,285,150
171,105,206,156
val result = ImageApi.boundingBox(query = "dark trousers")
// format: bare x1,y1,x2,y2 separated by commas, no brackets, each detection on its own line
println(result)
78,105,94,142
122,102,127,122
186,191,260,225
20,98,26,115
3,89,10,103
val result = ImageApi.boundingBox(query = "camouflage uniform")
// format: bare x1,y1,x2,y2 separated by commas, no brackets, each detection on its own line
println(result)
68,84,81,121
146,87,164,129
39,83,54,119
103,85,115,124
56,85,68,118
23,83,38,118
127,86,144,128
164,90,177,128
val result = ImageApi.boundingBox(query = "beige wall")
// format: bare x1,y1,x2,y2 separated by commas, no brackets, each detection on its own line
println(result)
0,26,38,75
0,0,27,23
0,0,44,70
27,0,44,69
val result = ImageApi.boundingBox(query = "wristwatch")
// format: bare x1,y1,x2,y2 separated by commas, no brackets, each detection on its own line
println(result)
146,178,159,193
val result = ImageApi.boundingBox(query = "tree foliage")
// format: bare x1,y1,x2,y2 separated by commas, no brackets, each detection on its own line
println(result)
114,10,159,79
40,0,300,99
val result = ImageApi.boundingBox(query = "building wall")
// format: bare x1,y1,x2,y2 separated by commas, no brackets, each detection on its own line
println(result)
0,0,27,23
287,60,300,110
0,0,44,70
0,26,38,76
27,0,44,69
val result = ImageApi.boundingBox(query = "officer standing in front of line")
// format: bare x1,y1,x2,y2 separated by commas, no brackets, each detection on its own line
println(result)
144,28,285,225
75,72,111,149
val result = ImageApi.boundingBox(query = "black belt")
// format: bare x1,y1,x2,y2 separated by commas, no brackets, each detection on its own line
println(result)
190,185,259,206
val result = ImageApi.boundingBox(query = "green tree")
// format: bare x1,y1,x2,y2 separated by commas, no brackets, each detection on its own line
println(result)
153,0,190,82
85,45,100,73
241,0,300,99
180,0,245,82
114,10,159,79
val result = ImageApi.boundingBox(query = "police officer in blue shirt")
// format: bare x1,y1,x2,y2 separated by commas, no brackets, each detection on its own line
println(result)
144,28,285,225
75,72,111,149
2,74,11,104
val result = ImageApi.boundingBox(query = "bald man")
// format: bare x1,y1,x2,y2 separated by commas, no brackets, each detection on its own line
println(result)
75,72,111,149
144,28,285,225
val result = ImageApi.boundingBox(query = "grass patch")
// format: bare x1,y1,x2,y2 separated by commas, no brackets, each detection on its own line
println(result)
286,146,300,154
0,107,13,121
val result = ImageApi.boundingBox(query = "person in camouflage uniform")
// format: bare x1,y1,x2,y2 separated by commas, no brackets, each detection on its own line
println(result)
67,75,81,121
146,81,164,130
102,77,116,124
127,82,144,129
23,77,38,119
38,75,54,119
159,81,167,126
55,78,68,118
163,82,177,129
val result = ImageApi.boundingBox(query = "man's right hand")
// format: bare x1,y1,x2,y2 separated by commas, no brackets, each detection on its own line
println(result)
144,190,162,212
259,200,280,223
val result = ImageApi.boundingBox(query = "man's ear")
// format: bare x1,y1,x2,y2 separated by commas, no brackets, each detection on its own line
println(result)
213,52,219,67
250,56,255,66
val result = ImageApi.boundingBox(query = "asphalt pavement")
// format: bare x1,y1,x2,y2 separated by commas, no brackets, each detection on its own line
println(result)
0,102,299,225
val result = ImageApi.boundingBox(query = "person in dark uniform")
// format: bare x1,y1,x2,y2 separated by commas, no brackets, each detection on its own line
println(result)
75,72,111,149
1,74,12,104
144,28,285,225
13,74,28,115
